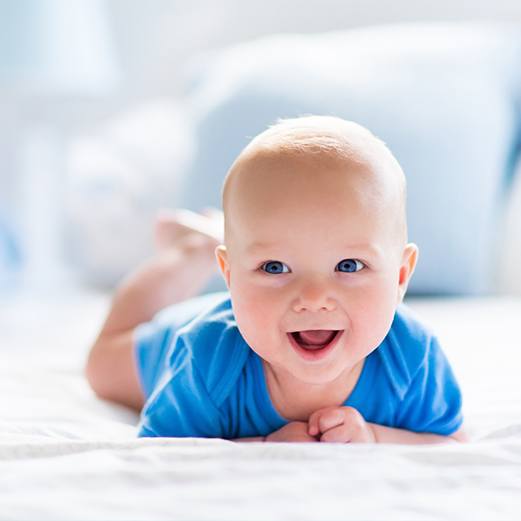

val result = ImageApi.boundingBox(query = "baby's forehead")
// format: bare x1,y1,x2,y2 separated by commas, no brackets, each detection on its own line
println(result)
227,148,403,233
226,155,404,257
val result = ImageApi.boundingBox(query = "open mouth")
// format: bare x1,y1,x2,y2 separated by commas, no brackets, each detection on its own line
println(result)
287,329,343,360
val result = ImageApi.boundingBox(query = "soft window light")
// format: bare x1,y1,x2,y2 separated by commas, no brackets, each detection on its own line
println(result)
0,0,119,291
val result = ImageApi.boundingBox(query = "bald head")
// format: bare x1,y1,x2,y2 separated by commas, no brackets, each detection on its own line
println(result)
221,116,407,252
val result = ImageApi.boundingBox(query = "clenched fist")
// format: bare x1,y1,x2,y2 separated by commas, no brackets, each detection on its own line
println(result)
307,406,376,443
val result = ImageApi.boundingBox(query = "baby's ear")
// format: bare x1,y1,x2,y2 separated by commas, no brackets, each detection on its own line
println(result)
215,245,231,288
397,243,419,302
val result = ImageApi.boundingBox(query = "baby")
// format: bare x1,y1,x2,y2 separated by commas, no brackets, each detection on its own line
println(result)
86,115,467,444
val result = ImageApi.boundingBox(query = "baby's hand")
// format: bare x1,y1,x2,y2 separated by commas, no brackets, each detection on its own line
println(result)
308,406,376,443
265,421,319,443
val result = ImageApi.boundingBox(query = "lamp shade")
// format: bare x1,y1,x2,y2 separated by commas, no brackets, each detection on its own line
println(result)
0,0,118,96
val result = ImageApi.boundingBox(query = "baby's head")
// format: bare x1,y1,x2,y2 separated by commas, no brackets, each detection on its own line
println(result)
216,115,418,385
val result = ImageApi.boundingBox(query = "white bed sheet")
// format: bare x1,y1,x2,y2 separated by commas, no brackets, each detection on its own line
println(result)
1,291,521,520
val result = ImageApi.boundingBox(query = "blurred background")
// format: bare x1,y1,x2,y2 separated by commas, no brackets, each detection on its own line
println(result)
1,0,520,299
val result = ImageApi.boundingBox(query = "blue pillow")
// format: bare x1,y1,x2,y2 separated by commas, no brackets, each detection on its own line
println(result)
178,22,521,295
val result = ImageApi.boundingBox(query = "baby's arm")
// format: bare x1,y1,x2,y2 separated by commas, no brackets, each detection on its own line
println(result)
232,414,467,444
308,406,468,444
369,423,468,444
233,422,319,443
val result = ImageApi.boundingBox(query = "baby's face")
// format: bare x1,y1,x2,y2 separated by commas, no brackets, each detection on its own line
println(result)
216,150,417,385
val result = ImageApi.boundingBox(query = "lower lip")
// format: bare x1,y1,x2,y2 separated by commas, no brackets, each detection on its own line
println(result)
287,330,344,361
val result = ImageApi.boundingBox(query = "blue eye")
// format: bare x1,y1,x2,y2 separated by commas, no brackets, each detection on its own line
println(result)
261,261,290,274
336,259,365,273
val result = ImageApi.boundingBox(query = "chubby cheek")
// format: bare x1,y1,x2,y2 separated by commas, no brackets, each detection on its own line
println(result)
228,280,282,360
350,275,399,351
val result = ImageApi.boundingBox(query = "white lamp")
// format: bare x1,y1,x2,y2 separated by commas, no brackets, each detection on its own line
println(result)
0,0,119,292
0,0,118,96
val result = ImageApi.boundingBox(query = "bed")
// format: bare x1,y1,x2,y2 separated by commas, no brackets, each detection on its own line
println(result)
2,290,520,520
3,20,521,521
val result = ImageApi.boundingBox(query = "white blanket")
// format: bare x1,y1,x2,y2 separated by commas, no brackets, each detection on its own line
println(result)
1,292,521,520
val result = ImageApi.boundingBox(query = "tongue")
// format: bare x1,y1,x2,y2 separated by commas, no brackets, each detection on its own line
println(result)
297,330,336,346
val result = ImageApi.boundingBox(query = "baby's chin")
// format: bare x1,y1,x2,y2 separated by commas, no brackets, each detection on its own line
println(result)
258,351,338,383
281,359,353,387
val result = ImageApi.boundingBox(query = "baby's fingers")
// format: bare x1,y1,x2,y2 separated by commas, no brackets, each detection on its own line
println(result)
308,413,319,436
308,408,344,436
320,424,352,443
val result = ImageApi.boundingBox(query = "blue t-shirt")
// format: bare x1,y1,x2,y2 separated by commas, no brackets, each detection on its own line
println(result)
134,292,463,439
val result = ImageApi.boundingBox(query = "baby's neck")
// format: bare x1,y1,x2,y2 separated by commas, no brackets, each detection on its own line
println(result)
262,359,364,422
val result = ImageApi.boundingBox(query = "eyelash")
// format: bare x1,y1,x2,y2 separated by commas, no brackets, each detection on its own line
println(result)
258,259,366,274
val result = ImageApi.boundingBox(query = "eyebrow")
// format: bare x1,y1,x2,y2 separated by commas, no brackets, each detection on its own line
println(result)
245,241,383,257
245,242,278,252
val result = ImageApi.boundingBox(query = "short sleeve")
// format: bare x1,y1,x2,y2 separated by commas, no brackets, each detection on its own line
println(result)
133,317,176,400
133,292,229,399
395,335,463,436
137,335,225,438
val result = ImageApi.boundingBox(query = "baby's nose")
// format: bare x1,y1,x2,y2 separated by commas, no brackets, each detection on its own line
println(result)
292,280,337,313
